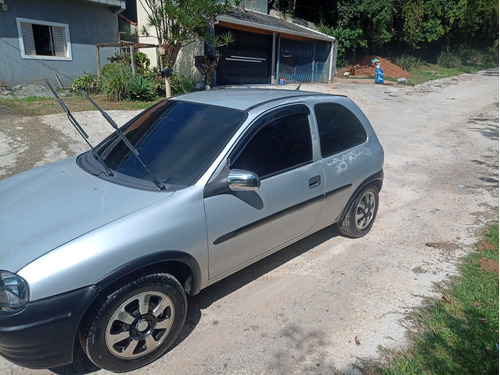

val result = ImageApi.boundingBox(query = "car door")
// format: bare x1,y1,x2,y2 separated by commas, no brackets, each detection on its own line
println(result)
312,99,371,228
203,104,324,281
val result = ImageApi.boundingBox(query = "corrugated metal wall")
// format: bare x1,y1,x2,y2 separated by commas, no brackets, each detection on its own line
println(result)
278,38,330,83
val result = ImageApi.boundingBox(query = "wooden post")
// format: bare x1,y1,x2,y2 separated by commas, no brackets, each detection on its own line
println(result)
96,46,101,77
130,45,136,76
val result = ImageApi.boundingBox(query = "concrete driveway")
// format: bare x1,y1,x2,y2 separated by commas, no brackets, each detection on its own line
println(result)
0,69,498,374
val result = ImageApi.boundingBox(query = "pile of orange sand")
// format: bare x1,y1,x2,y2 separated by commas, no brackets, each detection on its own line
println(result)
339,56,410,79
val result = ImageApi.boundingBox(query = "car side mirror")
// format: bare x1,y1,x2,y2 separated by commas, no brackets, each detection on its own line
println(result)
228,170,260,191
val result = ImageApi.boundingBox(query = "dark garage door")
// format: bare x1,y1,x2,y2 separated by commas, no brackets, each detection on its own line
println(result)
216,27,271,85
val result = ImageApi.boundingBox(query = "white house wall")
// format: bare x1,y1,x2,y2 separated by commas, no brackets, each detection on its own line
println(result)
135,3,202,80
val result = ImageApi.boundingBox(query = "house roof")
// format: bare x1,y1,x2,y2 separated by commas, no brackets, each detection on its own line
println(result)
217,8,335,43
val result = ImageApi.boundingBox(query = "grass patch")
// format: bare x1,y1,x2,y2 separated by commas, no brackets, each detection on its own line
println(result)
0,94,155,116
407,63,473,85
365,223,499,374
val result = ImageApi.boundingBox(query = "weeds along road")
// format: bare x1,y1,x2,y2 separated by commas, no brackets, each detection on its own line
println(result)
0,69,498,375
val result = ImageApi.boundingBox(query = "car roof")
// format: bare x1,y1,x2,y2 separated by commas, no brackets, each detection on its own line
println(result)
173,88,341,111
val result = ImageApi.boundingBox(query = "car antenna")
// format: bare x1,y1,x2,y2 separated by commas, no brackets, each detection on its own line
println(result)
45,79,114,177
295,83,301,91
79,89,166,191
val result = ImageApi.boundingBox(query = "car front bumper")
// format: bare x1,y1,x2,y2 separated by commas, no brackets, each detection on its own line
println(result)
0,285,98,369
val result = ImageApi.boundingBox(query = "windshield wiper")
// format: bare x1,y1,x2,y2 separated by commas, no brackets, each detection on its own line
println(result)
45,80,114,177
79,89,166,191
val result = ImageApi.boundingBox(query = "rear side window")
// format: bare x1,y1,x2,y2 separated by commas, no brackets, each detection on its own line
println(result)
315,103,367,157
231,106,313,178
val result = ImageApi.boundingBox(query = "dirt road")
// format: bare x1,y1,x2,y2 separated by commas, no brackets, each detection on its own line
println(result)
0,69,498,375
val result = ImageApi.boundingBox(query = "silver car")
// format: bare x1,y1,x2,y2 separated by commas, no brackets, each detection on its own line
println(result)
0,89,383,372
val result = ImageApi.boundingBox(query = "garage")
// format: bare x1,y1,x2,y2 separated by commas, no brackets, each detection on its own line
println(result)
215,8,337,86
215,27,272,85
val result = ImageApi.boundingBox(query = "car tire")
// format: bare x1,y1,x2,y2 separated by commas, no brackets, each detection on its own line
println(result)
338,185,379,238
79,273,187,372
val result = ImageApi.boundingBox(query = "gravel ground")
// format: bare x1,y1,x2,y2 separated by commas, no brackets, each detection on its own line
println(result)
0,69,498,375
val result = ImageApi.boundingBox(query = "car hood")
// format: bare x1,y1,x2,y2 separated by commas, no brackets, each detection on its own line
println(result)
0,157,174,272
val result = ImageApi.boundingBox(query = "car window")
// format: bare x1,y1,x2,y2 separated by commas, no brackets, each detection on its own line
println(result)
98,100,246,186
314,102,367,157
231,106,313,178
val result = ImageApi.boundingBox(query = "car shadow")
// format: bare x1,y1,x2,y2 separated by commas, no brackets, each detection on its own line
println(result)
174,223,342,346
50,223,342,375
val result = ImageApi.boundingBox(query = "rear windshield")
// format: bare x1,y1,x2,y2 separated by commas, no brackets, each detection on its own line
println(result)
98,100,245,186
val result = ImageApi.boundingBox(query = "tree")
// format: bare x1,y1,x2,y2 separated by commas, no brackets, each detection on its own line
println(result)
140,0,236,97
274,0,498,63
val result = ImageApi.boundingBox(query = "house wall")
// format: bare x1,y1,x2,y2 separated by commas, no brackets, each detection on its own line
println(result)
135,4,203,81
133,0,268,81
238,0,268,14
0,0,121,87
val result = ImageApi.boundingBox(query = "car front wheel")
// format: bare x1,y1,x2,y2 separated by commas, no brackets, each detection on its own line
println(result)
79,273,187,372
338,185,379,238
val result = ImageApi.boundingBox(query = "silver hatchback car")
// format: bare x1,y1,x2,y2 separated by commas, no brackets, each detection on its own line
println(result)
0,89,383,372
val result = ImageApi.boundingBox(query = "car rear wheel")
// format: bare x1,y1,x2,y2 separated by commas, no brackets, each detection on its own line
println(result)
338,185,379,238
79,273,187,372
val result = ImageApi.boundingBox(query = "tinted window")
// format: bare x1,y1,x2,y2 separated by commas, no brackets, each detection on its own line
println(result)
99,101,245,186
231,109,312,178
315,103,367,157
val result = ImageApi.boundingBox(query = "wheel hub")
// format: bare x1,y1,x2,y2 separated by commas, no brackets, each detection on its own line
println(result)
136,318,150,332
131,314,157,339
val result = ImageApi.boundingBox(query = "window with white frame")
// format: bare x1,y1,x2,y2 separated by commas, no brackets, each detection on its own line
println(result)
16,18,72,60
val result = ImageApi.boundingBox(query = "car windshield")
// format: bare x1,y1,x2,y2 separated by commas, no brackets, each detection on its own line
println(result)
98,100,246,186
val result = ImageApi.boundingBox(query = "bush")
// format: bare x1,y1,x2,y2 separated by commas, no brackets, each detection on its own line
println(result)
100,63,133,101
393,55,421,72
437,51,463,68
170,72,195,95
437,48,498,70
109,51,151,76
458,47,498,67
72,73,99,94
146,70,195,97
72,63,196,101
129,76,156,101
134,52,151,76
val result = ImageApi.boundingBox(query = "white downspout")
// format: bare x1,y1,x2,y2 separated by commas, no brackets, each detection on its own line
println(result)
328,40,334,83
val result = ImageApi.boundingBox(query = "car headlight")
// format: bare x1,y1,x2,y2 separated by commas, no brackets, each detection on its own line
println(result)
0,271,29,311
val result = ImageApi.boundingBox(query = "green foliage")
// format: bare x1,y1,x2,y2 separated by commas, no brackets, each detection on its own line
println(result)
437,51,462,68
141,69,194,97
129,76,156,101
71,60,196,102
275,0,498,66
406,63,468,84
109,51,151,76
369,223,499,375
170,72,195,95
133,52,151,75
401,0,462,49
140,0,237,69
319,23,367,61
72,73,99,94
392,54,422,71
436,48,498,69
100,63,133,101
